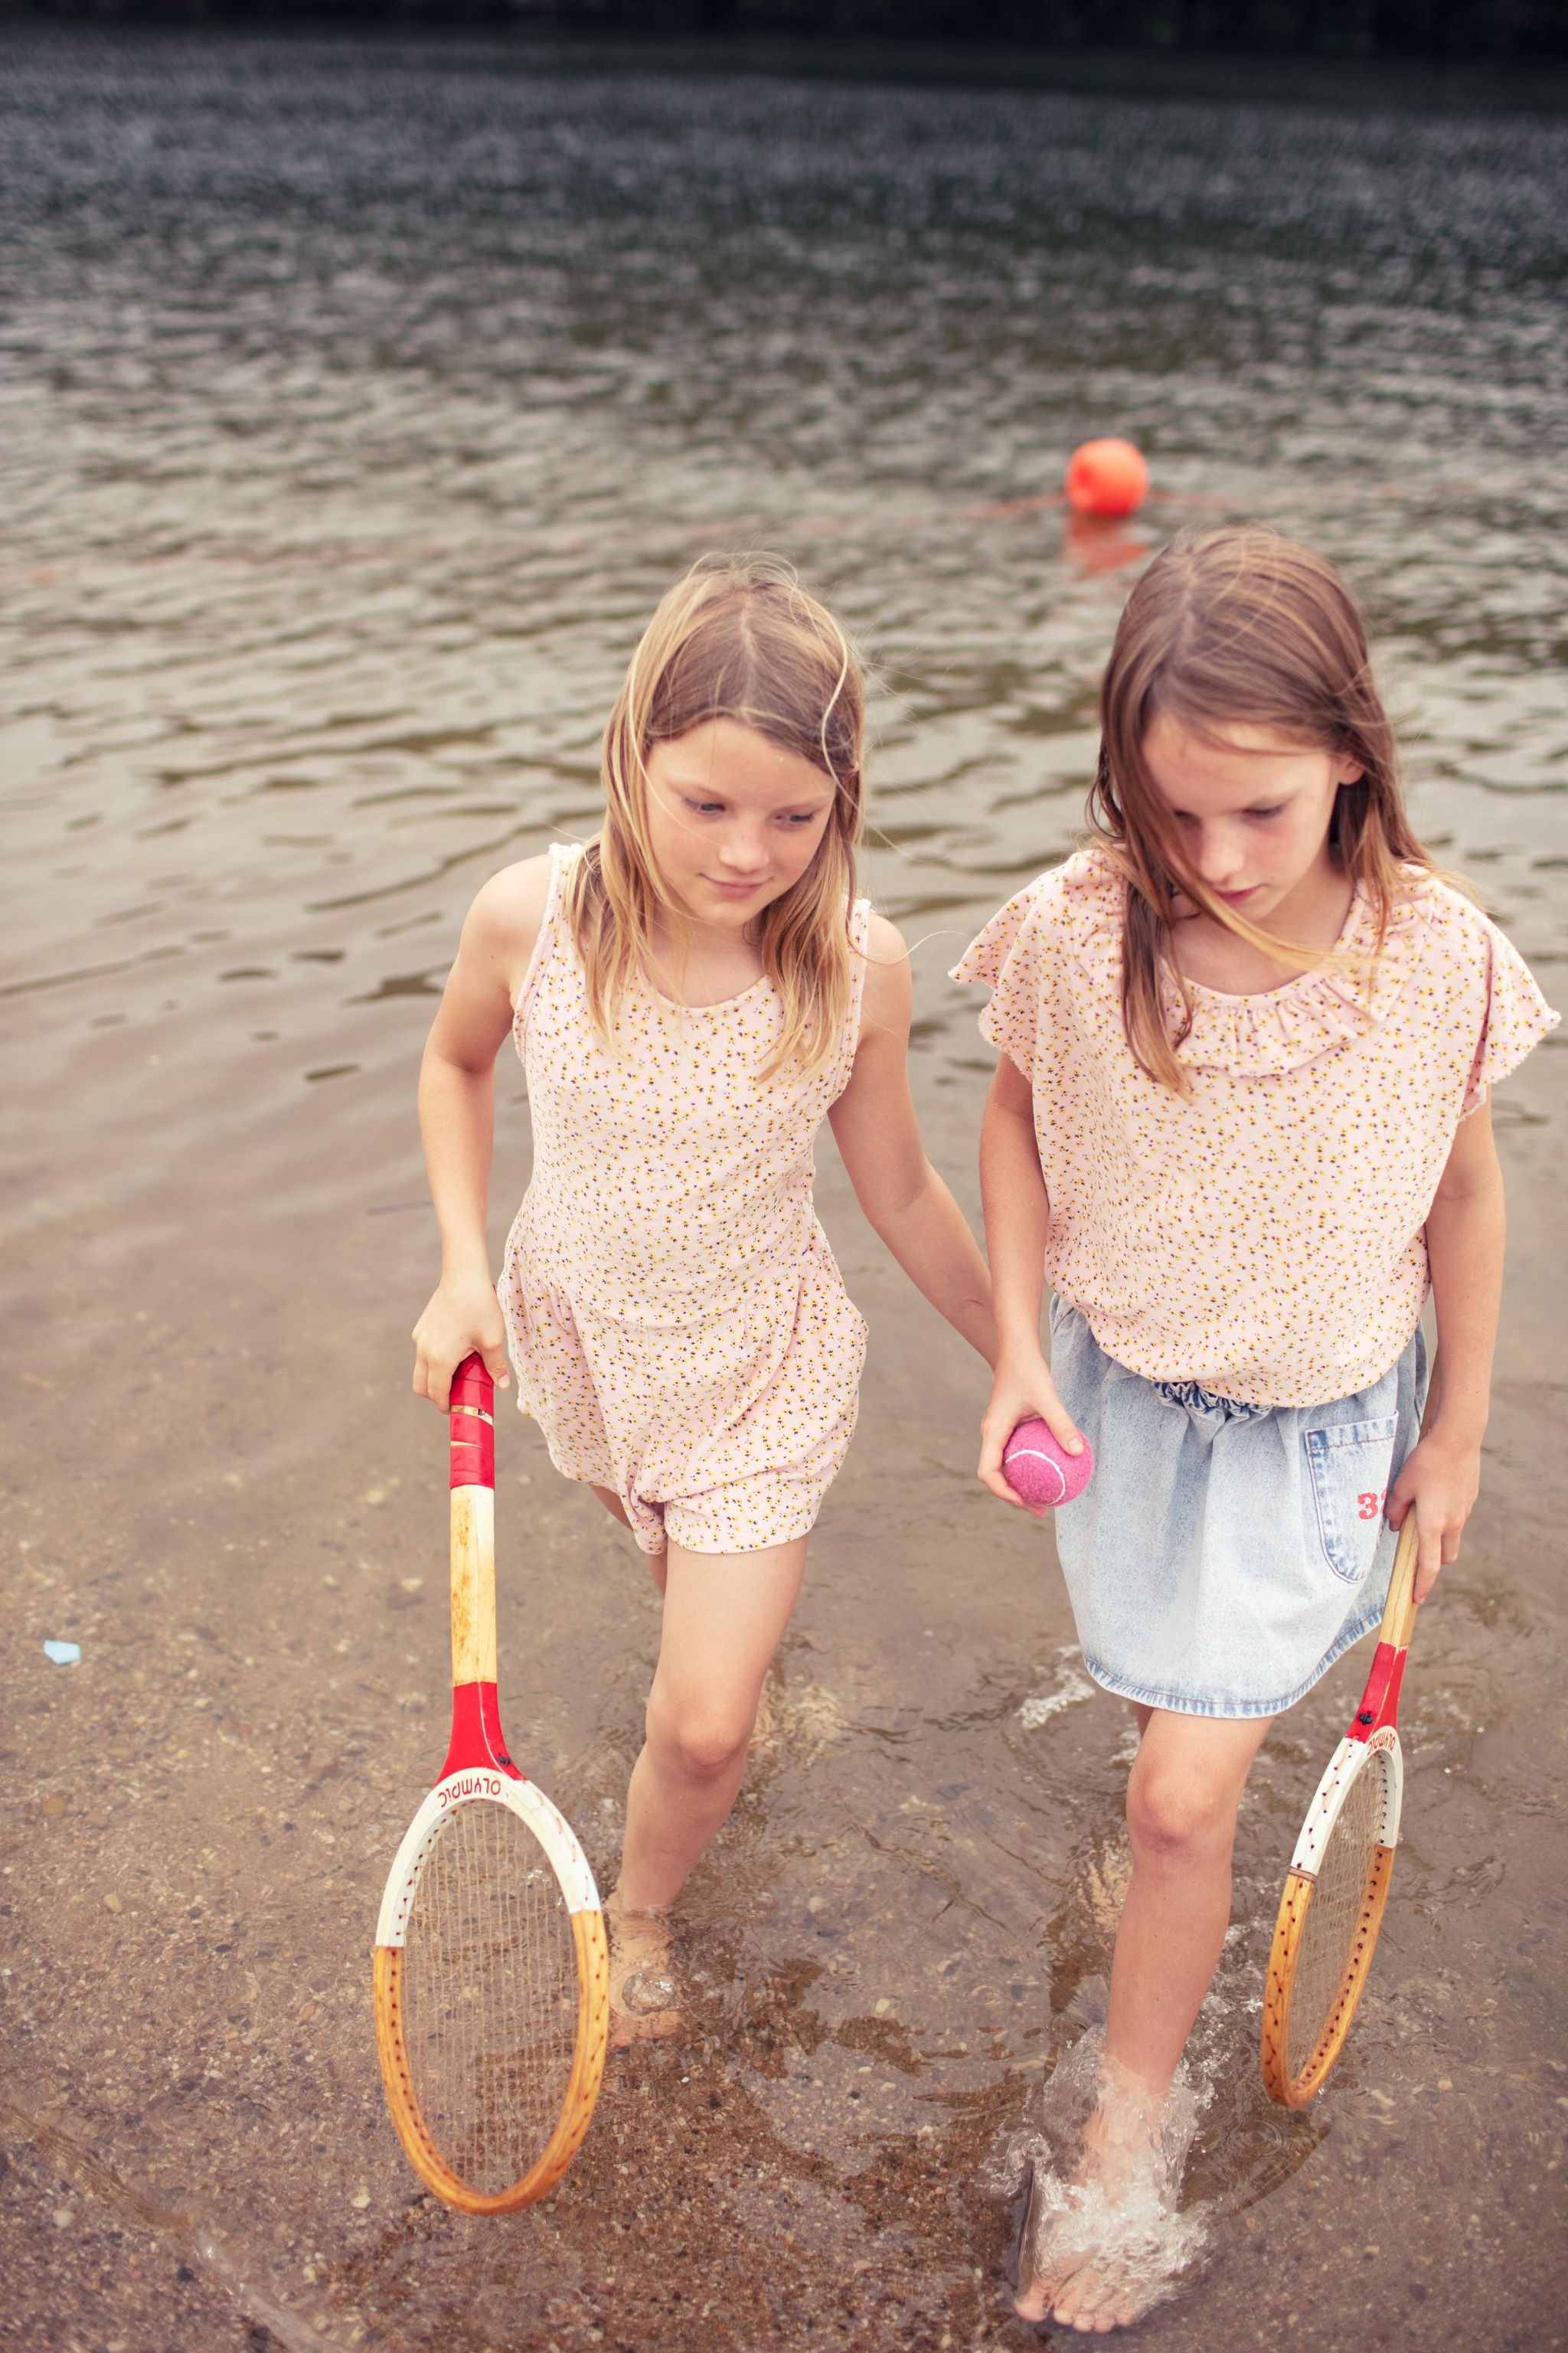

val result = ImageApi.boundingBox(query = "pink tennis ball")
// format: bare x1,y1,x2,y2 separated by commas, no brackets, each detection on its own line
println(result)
1065,437,1149,519
1002,1418,1095,1510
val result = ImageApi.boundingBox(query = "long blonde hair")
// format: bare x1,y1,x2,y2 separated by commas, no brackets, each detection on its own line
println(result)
567,554,864,1077
1088,524,1439,1092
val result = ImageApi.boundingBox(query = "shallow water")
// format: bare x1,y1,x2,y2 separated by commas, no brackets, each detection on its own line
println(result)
2,30,1566,2352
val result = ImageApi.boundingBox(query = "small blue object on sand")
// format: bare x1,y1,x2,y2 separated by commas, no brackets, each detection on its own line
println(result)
42,1639,81,1665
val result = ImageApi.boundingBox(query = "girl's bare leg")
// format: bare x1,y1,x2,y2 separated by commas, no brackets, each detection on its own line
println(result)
1020,1708,1274,2333
616,1534,805,1910
1106,1707,1274,2090
605,1536,806,2041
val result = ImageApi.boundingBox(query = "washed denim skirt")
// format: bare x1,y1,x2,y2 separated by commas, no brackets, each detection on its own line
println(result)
1047,1304,1429,1719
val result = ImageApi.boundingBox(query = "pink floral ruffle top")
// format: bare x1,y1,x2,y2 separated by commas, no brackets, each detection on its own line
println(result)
954,848,1558,1409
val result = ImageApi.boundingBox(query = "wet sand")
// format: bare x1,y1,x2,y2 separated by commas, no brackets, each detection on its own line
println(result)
4,31,1567,2352
4,1054,1566,2351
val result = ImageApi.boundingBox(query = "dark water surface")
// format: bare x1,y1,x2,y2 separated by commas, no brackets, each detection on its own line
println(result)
2,31,1566,2353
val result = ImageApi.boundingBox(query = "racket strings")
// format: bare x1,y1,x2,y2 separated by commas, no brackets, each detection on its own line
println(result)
1286,1754,1390,2087
400,1800,580,2194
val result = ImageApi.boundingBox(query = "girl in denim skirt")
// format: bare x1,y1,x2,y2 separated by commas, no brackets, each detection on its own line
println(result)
956,525,1555,2332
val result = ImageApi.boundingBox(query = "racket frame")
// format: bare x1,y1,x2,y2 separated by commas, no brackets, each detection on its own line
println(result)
373,1356,609,2213
1260,1386,1430,2110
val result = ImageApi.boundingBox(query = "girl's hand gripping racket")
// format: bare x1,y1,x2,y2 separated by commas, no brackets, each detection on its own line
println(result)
1261,1372,1438,2109
374,1355,609,2211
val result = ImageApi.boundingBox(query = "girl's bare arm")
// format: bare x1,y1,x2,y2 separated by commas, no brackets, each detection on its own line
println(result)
411,858,550,1410
1387,1097,1507,1600
975,1052,1084,1508
827,917,995,1363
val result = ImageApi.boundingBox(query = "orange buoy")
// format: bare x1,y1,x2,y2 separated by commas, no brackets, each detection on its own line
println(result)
1065,438,1149,520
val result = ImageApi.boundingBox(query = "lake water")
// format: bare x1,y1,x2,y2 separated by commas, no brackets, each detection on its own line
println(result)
2,30,1565,2353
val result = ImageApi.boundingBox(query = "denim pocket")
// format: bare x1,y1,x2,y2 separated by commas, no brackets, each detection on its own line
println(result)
1303,1413,1399,1584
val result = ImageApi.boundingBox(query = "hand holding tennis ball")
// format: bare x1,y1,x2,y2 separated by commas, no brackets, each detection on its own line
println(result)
978,1361,1091,1514
1002,1419,1096,1511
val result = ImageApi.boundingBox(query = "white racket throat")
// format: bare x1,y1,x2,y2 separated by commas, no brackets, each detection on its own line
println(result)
1288,1727,1403,1881
376,1772,602,1949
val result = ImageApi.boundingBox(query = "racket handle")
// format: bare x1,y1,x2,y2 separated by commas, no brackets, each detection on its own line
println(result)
1380,1509,1422,1651
449,1353,495,1491
1377,1346,1441,1649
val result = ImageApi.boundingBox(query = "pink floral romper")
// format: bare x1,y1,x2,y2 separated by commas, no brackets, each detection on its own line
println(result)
500,844,871,1556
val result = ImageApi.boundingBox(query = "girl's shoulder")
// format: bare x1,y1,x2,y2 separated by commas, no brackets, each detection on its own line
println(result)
1385,862,1558,1011
949,850,1120,1083
1390,862,1558,1072
468,844,578,1011
475,845,560,920
1394,863,1513,961
949,845,1120,992
862,904,904,962
856,906,913,1034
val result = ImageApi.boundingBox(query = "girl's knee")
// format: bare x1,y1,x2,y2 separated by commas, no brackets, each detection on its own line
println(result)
1126,1760,1240,1860
645,1691,752,1781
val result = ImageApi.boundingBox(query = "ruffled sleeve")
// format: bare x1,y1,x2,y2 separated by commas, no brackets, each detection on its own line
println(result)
951,881,1050,1082
953,853,1125,1082
1461,920,1559,1117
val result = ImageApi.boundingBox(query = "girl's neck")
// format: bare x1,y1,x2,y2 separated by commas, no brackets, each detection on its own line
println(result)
645,907,766,1009
1166,854,1355,998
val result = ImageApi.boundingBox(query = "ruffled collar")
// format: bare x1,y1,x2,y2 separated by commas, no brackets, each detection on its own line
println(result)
1073,858,1435,1077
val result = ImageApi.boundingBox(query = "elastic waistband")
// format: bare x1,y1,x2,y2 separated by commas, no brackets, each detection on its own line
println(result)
1149,1376,1269,1424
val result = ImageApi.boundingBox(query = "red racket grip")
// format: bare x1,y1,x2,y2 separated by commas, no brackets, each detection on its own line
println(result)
449,1352,495,1490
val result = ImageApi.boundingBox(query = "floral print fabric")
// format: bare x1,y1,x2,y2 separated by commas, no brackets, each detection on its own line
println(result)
501,845,871,1554
954,848,1557,1409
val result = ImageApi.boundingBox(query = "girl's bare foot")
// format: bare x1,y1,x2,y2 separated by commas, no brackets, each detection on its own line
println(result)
1015,2053,1197,2332
605,1890,683,2047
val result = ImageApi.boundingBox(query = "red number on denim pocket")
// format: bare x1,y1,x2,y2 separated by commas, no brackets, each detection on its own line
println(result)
1357,1490,1385,1520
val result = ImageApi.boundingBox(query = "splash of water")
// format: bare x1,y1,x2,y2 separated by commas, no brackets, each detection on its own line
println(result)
1015,1644,1096,1731
1018,1668,1095,1730
987,2028,1211,2323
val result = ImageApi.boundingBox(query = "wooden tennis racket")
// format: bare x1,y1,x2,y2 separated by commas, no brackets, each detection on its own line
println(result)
1261,1374,1439,2108
374,1353,609,2211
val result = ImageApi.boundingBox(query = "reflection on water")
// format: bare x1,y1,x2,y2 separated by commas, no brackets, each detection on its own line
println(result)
2,30,1564,2351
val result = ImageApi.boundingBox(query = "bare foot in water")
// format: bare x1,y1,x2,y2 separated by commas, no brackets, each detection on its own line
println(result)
1015,2055,1191,2333
606,1891,683,2048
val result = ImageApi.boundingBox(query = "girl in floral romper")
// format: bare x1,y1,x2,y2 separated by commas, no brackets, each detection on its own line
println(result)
959,526,1556,2331
413,555,993,2043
